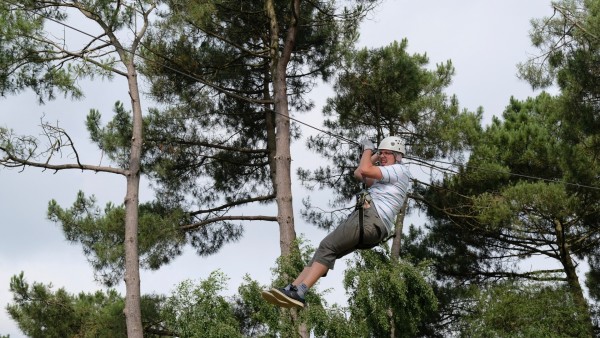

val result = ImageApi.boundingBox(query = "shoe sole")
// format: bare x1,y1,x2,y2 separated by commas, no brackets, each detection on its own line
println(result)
270,288,305,308
261,290,295,308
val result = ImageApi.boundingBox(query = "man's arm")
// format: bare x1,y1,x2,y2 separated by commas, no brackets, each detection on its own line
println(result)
353,150,382,186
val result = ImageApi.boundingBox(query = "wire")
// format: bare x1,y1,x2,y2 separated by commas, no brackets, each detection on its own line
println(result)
10,1,359,142
7,1,600,193
406,157,600,191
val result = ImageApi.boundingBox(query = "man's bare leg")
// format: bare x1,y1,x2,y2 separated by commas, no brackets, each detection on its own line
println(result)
294,261,328,288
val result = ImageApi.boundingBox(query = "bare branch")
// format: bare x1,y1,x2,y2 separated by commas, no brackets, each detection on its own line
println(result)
476,269,566,282
0,150,126,175
554,3,599,41
190,194,276,216
181,215,278,231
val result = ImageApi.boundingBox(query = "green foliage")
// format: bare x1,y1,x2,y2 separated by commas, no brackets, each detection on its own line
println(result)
145,0,358,107
233,273,353,338
475,181,577,229
271,237,315,286
160,271,242,338
461,281,590,337
0,126,38,164
329,39,430,132
84,100,248,273
227,239,368,338
518,0,600,192
518,0,593,89
0,0,164,101
6,272,169,338
1,0,178,335
417,92,600,333
233,276,281,337
0,0,146,102
6,258,436,338
309,304,363,338
6,272,128,338
86,102,134,168
136,0,378,218
0,2,81,102
47,191,189,286
343,248,438,337
586,250,600,304
421,93,594,264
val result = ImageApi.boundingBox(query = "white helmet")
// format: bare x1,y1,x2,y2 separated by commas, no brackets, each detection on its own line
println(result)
378,136,406,156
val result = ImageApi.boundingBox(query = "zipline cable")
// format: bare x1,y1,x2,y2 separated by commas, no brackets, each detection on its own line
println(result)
7,1,600,193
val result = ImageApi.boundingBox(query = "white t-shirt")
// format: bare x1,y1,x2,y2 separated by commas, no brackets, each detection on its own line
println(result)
368,163,411,235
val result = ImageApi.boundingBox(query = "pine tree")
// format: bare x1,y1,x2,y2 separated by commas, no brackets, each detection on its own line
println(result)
416,93,600,334
0,1,158,335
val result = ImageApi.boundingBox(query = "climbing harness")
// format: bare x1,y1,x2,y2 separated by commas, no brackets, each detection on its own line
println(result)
355,181,372,245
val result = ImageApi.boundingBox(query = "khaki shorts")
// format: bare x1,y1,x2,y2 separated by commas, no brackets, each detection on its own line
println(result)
309,206,388,271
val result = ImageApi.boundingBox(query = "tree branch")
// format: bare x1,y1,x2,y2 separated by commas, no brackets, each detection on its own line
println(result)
181,215,278,231
0,149,126,175
190,194,276,216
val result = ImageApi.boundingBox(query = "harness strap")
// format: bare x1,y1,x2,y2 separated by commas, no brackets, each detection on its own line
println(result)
358,207,364,244
355,190,372,245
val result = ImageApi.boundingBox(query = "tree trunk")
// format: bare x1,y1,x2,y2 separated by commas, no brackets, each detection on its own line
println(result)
265,81,278,197
390,196,408,261
264,0,299,257
387,308,395,338
123,62,144,338
273,89,296,256
387,198,408,338
554,219,594,336
265,1,307,337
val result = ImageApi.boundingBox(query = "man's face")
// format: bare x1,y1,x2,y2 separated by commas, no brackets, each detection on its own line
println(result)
378,150,396,166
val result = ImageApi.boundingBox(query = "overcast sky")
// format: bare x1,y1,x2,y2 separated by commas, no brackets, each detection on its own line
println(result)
0,1,556,336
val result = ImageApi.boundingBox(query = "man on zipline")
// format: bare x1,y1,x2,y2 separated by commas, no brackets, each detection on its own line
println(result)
262,136,411,308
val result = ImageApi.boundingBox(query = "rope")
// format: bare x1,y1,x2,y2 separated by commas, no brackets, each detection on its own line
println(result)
7,1,600,193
